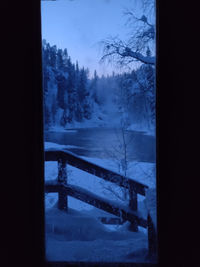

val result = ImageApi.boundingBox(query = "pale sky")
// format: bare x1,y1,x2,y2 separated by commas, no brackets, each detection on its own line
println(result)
41,0,143,77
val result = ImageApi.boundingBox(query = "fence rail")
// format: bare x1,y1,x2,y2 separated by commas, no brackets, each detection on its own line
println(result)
45,149,148,195
44,149,157,258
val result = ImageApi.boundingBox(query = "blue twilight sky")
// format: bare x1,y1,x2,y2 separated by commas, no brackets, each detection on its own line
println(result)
41,0,143,77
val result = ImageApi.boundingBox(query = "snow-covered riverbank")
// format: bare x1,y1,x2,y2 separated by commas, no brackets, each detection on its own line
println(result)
47,120,155,137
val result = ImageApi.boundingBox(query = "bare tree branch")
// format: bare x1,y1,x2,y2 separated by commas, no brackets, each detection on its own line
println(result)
100,0,155,68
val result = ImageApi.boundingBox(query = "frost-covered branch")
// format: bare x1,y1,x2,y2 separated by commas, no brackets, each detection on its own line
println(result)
100,0,155,68
101,41,155,66
119,47,155,65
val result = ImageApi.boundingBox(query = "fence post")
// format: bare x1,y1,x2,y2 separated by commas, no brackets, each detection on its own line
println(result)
147,213,157,260
128,182,138,232
57,158,68,211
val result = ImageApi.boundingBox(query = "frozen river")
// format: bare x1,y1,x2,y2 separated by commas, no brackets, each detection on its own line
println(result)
44,127,156,163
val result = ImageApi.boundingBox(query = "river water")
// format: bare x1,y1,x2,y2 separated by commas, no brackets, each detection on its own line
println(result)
45,128,156,163
44,127,155,163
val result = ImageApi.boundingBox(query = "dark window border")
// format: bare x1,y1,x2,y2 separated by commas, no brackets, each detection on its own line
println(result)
3,0,199,266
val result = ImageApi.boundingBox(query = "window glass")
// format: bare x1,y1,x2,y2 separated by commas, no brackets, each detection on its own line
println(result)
41,0,157,263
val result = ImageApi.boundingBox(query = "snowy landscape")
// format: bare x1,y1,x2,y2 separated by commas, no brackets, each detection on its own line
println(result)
45,142,156,262
42,0,156,263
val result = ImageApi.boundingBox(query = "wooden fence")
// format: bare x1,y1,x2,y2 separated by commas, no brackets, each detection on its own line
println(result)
44,148,157,258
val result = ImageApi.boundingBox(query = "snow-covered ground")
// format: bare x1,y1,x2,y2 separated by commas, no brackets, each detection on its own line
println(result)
48,126,78,133
44,141,156,262
45,207,149,262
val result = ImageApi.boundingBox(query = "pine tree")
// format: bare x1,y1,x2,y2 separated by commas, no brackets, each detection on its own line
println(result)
57,49,64,71
61,48,68,75
44,104,51,129
56,74,67,110
42,40,50,67
51,96,57,124
65,58,76,123
49,45,57,69
77,68,91,119
90,70,99,104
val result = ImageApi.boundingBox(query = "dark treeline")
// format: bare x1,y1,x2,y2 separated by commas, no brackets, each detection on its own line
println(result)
42,40,155,130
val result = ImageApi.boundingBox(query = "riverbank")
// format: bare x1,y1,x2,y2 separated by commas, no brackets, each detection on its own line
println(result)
47,121,155,137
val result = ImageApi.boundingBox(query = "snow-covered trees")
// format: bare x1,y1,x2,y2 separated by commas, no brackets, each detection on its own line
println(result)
42,39,155,130
116,65,155,129
133,64,155,126
42,40,92,129
100,0,156,130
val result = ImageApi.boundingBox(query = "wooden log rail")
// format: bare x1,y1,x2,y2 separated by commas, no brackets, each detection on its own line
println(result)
44,149,157,258
45,149,148,195
45,181,147,228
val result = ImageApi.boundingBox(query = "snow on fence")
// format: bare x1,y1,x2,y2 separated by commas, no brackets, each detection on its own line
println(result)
44,148,157,258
